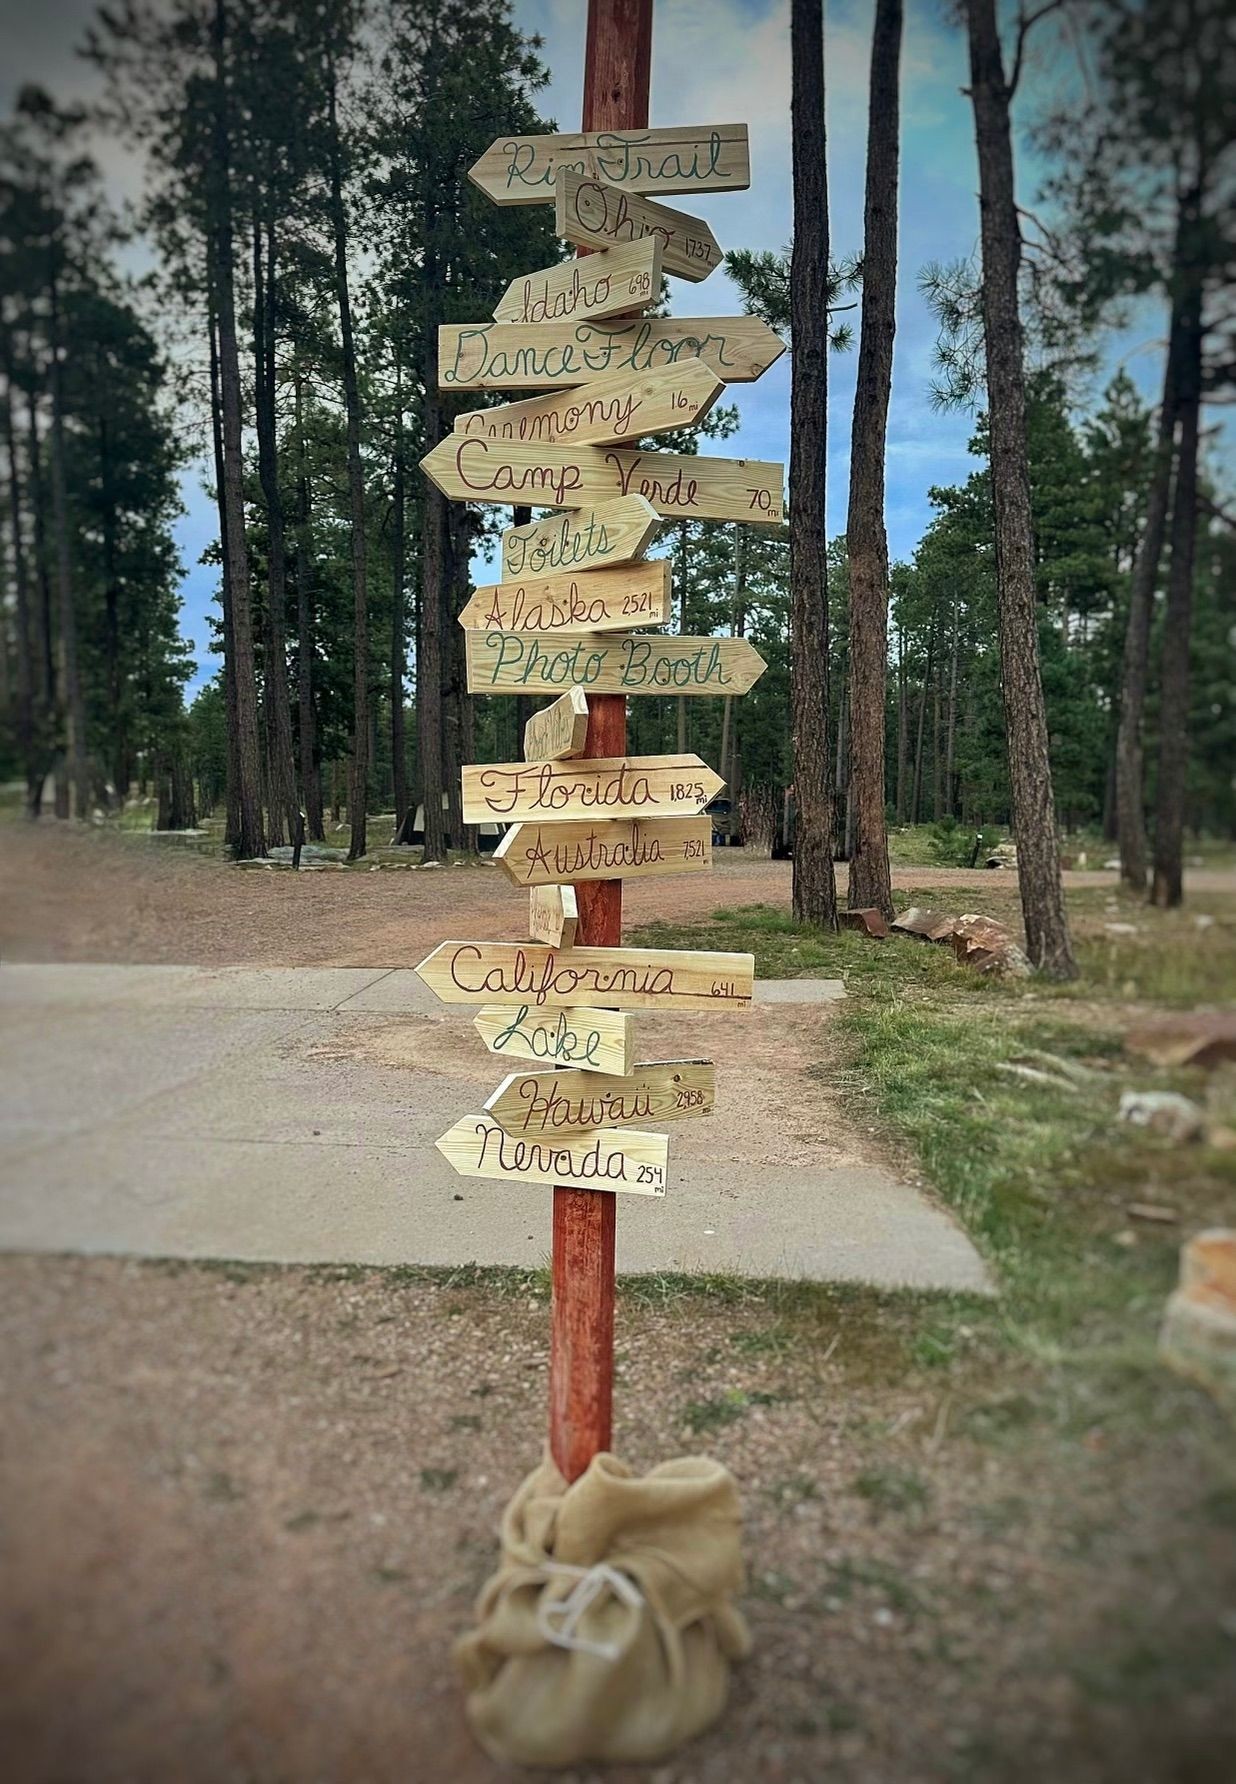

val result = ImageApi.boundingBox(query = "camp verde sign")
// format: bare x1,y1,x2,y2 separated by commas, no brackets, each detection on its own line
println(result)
492,239,660,325
458,560,672,636
414,941,755,1011
438,317,785,391
466,630,768,697
468,124,750,205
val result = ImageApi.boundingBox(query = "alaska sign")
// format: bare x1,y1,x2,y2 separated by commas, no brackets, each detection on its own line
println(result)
468,123,750,206
458,560,672,636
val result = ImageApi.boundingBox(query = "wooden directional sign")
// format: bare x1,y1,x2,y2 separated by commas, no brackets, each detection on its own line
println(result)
556,170,722,283
454,360,724,451
458,560,672,636
485,1061,715,1137
464,755,724,824
495,816,712,887
502,495,660,579
467,631,768,698
473,1004,634,1078
529,883,578,949
422,437,783,526
415,940,755,1012
437,1115,667,1199
439,318,786,392
524,688,590,762
469,124,750,206
492,239,660,325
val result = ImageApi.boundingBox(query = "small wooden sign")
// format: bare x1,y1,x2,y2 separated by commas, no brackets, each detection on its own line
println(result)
529,883,578,949
421,436,783,526
439,318,786,392
502,495,660,579
458,560,672,636
463,754,724,823
523,688,590,762
473,1004,634,1077
495,816,712,887
485,1061,715,1136
556,170,722,283
437,1115,667,1198
415,940,755,1012
468,124,750,206
467,631,768,698
492,239,660,325
454,360,724,451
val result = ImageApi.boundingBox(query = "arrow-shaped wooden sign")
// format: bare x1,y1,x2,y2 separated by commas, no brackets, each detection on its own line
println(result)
492,239,660,325
463,755,724,824
458,560,672,635
421,437,783,526
453,360,724,451
437,1115,667,1198
555,170,722,283
494,816,712,887
484,1061,715,1136
469,123,750,206
524,688,590,762
415,940,754,1012
467,631,768,698
439,317,786,392
473,1004,635,1077
529,883,578,949
502,495,660,579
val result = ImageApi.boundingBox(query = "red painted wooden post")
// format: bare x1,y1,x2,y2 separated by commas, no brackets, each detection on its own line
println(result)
549,0,654,1484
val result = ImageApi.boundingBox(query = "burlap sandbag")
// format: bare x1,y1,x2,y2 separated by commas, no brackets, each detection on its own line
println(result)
454,1450,751,1767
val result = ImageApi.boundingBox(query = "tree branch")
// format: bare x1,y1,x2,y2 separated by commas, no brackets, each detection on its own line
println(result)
1009,0,1067,99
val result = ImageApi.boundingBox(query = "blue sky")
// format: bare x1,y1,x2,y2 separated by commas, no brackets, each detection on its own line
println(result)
2,0,1183,694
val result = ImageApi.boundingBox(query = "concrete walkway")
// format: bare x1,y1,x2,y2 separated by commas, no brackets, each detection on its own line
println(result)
0,963,990,1293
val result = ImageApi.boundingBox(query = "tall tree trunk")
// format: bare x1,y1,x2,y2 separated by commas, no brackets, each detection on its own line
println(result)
895,629,908,822
910,627,933,824
95,395,127,797
944,586,959,816
846,0,901,919
719,526,747,831
390,360,409,833
1150,258,1203,909
1116,298,1181,892
324,57,369,864
252,214,299,848
292,363,324,840
965,0,1075,976
211,0,265,859
46,266,90,820
788,0,837,926
208,305,242,849
1,334,41,811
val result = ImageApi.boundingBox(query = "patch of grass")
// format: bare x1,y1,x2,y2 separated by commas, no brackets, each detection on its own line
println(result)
419,1467,458,1493
853,1465,931,1518
683,1389,750,1435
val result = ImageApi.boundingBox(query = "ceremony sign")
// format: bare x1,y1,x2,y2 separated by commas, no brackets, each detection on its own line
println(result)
473,1003,634,1078
494,816,712,887
422,436,784,524
501,494,660,578
555,169,722,281
492,239,660,325
468,123,750,205
484,1062,715,1136
467,630,768,697
523,687,590,761
414,940,755,1011
437,1115,668,1198
453,360,724,450
438,317,786,391
462,754,723,823
529,883,578,949
458,560,672,635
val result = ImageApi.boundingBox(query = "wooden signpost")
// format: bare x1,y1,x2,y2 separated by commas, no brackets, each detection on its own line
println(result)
466,630,768,697
485,1062,715,1135
414,939,755,1011
468,123,750,205
502,494,660,579
494,815,713,887
453,360,724,450
555,169,722,281
462,754,723,822
438,316,786,391
437,1116,668,1198
529,883,578,949
523,687,590,761
473,1004,634,1077
458,560,673,635
421,435,784,524
492,239,661,325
